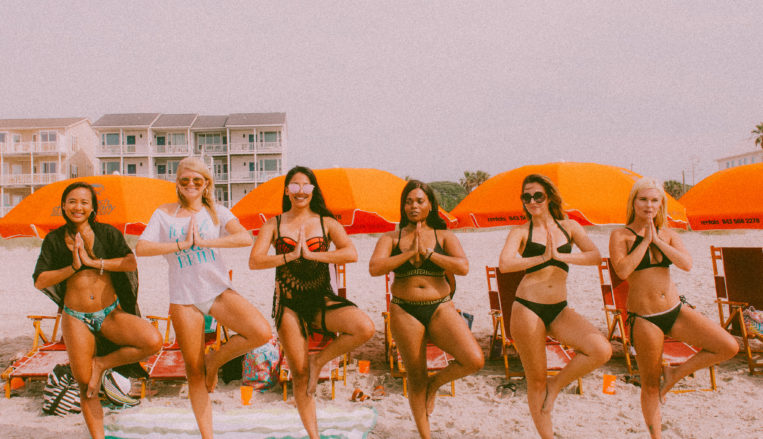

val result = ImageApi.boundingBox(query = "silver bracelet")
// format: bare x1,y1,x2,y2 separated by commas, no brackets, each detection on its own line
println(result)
99,259,104,275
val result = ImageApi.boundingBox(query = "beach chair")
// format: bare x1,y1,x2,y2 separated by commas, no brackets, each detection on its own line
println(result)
278,264,348,401
710,246,763,375
2,308,69,398
382,272,456,397
486,267,504,360
485,266,583,393
598,258,717,392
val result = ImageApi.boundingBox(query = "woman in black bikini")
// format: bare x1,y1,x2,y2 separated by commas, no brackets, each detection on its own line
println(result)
369,180,483,439
249,166,374,439
33,182,162,439
499,174,610,439
609,177,737,439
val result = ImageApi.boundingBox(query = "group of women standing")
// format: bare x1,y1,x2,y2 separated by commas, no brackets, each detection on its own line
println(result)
33,158,738,439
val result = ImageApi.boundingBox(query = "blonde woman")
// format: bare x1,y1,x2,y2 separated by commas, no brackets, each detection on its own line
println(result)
498,174,611,439
608,177,738,439
136,157,271,439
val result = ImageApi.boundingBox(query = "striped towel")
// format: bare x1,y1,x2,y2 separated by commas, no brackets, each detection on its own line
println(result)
105,405,377,439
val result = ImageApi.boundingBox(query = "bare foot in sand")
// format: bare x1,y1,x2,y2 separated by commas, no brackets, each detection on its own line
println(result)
205,351,219,393
306,354,320,397
541,377,560,414
659,365,677,404
425,379,439,416
86,357,105,398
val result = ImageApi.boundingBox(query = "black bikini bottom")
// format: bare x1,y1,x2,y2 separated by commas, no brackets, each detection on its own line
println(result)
391,295,452,328
627,302,682,342
278,292,356,337
515,297,568,329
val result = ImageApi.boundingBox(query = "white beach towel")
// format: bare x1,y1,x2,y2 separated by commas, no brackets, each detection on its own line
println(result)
105,405,377,439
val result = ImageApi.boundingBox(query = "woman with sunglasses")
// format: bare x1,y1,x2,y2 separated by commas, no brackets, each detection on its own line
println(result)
136,157,271,439
369,180,483,439
609,177,737,439
33,182,162,439
249,166,373,439
498,174,610,439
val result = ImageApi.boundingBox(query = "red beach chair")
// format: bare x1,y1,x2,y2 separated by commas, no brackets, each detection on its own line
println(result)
382,272,456,397
2,309,69,398
711,246,763,375
486,266,583,393
598,258,716,392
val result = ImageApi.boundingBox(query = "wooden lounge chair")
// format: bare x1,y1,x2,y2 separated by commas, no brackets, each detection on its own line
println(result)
485,266,583,393
710,246,763,375
278,264,348,401
381,272,456,397
2,309,68,398
598,258,716,392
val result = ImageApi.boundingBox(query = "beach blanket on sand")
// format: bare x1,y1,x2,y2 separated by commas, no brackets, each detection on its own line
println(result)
104,406,377,439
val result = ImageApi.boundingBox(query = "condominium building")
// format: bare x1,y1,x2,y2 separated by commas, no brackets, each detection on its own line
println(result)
716,149,763,170
0,118,97,216
92,113,287,207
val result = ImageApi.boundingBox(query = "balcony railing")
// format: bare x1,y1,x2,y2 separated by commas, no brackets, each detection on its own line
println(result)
96,144,149,156
1,173,67,186
1,141,67,155
155,144,191,156
229,141,282,154
214,173,229,183
257,170,280,182
230,171,255,182
201,144,228,154
155,174,176,182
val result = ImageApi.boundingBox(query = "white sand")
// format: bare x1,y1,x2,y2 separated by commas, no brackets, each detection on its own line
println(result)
1,228,762,438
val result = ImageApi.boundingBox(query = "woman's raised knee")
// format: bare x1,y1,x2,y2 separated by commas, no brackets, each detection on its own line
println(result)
589,338,613,365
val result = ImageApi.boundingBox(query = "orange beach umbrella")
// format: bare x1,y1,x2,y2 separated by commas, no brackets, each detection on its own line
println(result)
450,162,687,229
232,168,456,235
681,163,763,230
0,175,177,238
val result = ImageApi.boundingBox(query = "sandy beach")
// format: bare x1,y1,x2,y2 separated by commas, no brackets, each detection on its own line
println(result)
1,228,762,438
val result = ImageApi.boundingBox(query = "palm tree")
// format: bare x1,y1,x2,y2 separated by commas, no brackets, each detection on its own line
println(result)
753,123,763,150
459,170,491,193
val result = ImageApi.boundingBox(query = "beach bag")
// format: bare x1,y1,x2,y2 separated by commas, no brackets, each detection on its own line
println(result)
42,364,81,416
101,369,140,409
743,306,763,336
242,337,282,392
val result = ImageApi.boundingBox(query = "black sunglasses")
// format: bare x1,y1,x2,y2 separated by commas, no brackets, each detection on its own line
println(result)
520,191,547,204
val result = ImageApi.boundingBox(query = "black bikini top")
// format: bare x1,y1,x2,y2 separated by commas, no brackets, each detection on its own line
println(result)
391,228,447,278
522,218,572,274
625,227,672,271
274,215,330,254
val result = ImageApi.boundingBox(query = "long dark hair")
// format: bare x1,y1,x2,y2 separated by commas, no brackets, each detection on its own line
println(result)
521,174,567,221
399,180,446,229
281,166,335,219
61,181,98,234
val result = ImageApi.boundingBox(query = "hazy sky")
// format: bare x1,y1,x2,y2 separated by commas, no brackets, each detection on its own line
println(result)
2,1,761,184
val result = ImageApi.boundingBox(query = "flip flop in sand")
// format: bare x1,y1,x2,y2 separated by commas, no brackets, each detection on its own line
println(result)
350,388,369,402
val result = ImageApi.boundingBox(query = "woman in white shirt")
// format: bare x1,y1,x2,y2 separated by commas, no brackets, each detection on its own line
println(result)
136,157,271,439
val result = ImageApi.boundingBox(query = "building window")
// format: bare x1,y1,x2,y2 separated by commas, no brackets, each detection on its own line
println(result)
41,162,57,174
248,134,255,144
126,135,136,145
260,131,279,143
198,133,223,145
102,162,120,175
126,164,137,175
70,165,78,177
170,133,186,145
168,160,179,175
102,133,120,145
258,158,281,172
40,131,57,142
157,164,166,175
156,136,166,146
0,133,6,143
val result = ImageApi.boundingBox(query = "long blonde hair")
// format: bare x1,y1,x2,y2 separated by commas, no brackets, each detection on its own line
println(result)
176,157,219,225
626,177,667,229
